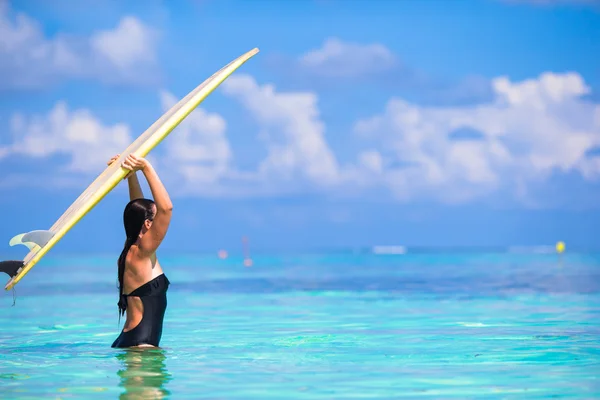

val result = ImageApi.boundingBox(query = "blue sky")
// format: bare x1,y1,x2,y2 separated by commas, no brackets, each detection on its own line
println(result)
0,0,599,255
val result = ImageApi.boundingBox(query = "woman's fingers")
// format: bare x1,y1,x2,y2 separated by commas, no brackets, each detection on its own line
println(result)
122,155,143,171
124,156,134,166
107,154,120,165
121,154,148,172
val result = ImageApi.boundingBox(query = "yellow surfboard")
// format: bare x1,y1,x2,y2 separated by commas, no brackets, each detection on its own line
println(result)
2,47,260,290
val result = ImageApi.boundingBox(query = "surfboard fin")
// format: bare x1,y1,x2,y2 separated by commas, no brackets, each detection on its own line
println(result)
9,234,40,252
9,230,54,251
0,261,24,278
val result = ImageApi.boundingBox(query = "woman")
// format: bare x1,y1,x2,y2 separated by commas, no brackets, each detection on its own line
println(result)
107,153,173,348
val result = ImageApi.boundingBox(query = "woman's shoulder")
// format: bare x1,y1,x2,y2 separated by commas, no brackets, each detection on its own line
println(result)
126,244,151,267
130,239,160,257
128,244,150,258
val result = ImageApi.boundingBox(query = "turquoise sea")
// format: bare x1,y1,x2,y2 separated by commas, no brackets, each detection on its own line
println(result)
0,250,599,399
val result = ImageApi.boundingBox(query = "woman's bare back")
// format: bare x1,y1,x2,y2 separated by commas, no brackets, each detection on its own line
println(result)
122,245,164,332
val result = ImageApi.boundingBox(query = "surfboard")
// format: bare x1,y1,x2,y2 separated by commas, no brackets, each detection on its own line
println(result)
1,47,260,291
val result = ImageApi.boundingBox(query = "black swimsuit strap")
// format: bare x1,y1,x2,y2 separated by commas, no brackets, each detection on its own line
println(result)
123,274,170,298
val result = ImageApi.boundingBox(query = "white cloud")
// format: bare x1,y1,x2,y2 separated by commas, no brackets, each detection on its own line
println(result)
298,37,397,78
290,37,493,105
90,16,156,70
0,2,158,90
0,101,132,174
0,88,245,195
358,150,384,174
0,91,239,195
221,74,340,187
159,90,233,187
353,71,600,203
2,70,598,206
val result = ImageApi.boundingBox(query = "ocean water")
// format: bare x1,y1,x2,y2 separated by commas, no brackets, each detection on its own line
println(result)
0,251,599,399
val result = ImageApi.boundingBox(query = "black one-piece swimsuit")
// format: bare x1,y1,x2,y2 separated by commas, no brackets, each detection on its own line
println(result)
112,274,170,348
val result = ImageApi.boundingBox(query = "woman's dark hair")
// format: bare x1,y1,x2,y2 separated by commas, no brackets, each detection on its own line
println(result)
117,198,155,320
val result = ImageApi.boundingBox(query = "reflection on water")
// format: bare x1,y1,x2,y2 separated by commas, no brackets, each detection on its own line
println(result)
116,348,171,399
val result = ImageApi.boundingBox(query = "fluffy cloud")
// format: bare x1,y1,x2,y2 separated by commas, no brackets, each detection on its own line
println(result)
90,17,156,70
298,37,398,78
0,101,132,174
1,71,598,206
353,72,600,203
159,90,233,190
221,74,340,188
149,75,341,197
0,73,342,197
0,2,158,90
0,95,234,194
284,37,493,105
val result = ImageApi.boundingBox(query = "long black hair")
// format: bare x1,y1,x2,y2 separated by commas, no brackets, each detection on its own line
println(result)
117,198,155,320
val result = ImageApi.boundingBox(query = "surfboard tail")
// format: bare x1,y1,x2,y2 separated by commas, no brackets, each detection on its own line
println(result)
2,230,52,282
0,261,24,279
